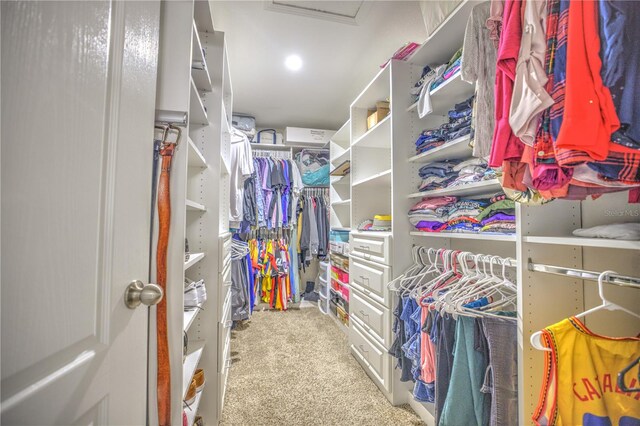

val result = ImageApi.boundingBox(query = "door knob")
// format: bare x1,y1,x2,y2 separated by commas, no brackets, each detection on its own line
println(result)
124,280,163,309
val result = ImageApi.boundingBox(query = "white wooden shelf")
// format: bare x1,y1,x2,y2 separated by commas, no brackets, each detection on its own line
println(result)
410,231,516,242
191,66,212,93
523,235,640,250
189,78,208,126
408,0,477,67
188,138,207,168
332,199,351,206
408,135,472,163
184,252,205,270
408,179,502,199
352,169,392,188
250,143,291,151
331,147,350,165
331,120,351,149
183,304,203,332
185,387,204,426
351,114,391,149
191,20,205,64
407,72,475,117
351,65,390,109
220,155,230,176
331,227,351,232
182,340,205,398
331,174,350,185
221,102,231,135
186,199,206,212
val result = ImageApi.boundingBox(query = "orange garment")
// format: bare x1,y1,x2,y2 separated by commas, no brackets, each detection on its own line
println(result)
554,0,619,165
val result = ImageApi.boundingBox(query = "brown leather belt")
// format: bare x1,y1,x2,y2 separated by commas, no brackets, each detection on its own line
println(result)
155,125,180,426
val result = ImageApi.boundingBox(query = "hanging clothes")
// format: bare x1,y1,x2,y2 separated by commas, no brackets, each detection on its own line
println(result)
229,128,254,229
533,317,640,426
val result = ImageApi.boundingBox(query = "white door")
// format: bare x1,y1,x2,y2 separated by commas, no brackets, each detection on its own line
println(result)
1,1,160,424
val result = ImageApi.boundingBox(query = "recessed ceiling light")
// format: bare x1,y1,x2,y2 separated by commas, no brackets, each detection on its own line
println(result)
285,54,303,71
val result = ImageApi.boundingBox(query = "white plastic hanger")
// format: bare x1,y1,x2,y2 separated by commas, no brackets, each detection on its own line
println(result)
530,270,640,351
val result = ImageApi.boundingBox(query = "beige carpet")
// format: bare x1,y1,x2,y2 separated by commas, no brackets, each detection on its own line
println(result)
220,307,424,425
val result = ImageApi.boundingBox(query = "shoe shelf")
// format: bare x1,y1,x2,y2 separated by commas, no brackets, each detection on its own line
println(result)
184,304,203,332
185,389,204,426
182,340,205,398
407,179,502,199
184,252,205,271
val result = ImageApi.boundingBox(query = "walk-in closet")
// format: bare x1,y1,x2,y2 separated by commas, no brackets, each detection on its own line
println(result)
2,1,639,425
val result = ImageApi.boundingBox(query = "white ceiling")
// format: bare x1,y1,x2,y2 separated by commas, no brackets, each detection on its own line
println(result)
211,1,427,131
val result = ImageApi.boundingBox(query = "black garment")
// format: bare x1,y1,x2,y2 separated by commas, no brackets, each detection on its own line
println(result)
434,312,457,425
242,175,257,226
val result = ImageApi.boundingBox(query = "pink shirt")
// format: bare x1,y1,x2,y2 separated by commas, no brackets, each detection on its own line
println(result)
489,0,525,168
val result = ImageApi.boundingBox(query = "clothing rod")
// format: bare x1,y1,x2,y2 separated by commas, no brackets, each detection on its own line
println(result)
528,261,640,288
155,109,187,126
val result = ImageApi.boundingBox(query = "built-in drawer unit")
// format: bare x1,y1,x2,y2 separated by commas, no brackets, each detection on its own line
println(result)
217,322,231,373
350,256,391,307
219,259,232,304
350,287,391,348
350,316,392,394
349,232,391,265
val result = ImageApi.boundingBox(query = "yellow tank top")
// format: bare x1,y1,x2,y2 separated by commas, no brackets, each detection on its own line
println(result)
533,316,640,426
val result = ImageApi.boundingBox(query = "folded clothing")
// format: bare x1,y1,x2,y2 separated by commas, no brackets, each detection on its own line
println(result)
408,194,515,235
572,223,640,241
413,95,474,154
409,196,457,211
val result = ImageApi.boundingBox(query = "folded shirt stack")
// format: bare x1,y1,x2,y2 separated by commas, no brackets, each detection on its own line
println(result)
430,50,462,91
417,157,495,193
408,193,516,235
474,193,516,234
414,96,474,155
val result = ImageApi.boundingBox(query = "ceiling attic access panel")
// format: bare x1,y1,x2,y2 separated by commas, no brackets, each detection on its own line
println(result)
263,1,370,24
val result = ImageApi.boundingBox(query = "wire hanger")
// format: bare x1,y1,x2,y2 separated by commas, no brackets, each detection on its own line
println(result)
530,270,640,351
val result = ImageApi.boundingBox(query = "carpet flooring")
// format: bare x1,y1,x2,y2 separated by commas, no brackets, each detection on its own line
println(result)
219,307,424,425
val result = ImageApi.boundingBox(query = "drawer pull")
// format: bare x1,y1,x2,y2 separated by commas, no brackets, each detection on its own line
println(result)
359,309,369,317
358,244,369,250
358,344,369,354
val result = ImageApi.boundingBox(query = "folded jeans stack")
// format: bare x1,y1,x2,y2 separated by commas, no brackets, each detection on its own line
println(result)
417,156,495,193
414,96,474,155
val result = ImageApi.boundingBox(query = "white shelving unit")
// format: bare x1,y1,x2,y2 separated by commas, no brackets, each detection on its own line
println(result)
186,199,207,212
154,3,233,425
407,179,502,199
330,119,352,231
337,3,640,426
410,231,516,242
407,135,472,164
522,235,640,250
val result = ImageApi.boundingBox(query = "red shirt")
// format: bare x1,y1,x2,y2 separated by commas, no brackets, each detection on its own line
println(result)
489,0,525,168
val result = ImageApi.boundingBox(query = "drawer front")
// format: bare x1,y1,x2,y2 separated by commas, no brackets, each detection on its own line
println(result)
350,286,390,348
350,318,391,393
218,323,231,373
219,261,232,302
219,290,231,323
349,233,391,265
350,257,391,307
